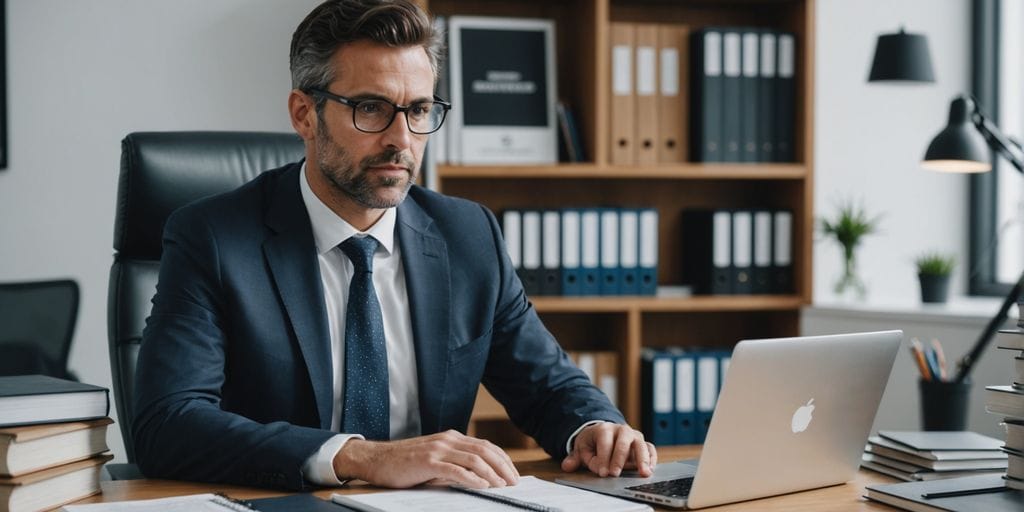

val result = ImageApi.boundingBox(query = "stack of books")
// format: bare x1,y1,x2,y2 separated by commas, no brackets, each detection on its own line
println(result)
986,312,1024,491
861,430,1007,481
0,375,113,512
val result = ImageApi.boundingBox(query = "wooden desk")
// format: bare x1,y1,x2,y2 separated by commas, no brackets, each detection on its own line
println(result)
77,447,898,511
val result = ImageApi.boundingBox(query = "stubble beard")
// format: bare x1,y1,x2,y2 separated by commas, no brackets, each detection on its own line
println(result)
315,123,418,209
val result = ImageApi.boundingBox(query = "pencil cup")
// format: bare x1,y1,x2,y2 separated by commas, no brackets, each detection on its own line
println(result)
918,379,970,431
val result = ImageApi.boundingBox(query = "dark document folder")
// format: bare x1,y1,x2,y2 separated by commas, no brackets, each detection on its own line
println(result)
866,474,1024,512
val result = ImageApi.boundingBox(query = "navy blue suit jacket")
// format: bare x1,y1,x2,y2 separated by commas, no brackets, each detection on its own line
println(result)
132,162,625,490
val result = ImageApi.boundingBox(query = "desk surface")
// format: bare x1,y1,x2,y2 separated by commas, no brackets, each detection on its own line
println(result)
78,447,897,511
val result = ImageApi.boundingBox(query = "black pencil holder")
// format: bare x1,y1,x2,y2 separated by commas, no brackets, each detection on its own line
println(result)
918,379,970,431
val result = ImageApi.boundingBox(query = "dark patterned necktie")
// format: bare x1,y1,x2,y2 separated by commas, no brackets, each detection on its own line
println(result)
339,236,389,440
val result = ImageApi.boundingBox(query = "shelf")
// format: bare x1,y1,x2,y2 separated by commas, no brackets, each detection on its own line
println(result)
438,163,808,180
531,295,806,313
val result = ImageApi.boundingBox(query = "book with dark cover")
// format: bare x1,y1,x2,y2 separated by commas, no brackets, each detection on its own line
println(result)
865,474,1024,512
720,29,742,162
681,210,732,295
774,32,796,162
0,375,109,427
690,28,723,162
249,494,356,511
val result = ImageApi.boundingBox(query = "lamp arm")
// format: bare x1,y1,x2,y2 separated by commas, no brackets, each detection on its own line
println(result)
972,111,1024,173
953,268,1024,382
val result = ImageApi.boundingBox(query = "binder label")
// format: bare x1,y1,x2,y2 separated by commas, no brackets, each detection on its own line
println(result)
637,46,657,96
613,45,633,95
660,48,679,95
703,32,722,76
779,34,795,78
654,358,673,413
723,33,741,77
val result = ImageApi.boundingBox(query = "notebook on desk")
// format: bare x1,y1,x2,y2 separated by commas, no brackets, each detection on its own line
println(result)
557,330,902,509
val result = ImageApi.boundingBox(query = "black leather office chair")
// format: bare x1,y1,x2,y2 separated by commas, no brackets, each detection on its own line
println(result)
0,279,80,379
109,132,304,464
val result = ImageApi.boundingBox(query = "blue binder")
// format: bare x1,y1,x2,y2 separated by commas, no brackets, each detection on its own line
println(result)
637,208,659,295
560,209,583,296
579,209,601,296
641,349,675,446
599,208,621,295
619,209,641,295
669,348,697,445
695,351,720,443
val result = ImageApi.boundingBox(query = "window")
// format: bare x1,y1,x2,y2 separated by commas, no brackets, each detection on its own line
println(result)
970,0,1024,296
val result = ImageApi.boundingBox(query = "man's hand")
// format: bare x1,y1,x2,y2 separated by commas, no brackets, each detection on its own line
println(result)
333,430,520,489
561,423,657,478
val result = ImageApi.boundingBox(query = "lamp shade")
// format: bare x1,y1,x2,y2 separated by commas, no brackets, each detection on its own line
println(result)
868,28,935,83
922,96,991,173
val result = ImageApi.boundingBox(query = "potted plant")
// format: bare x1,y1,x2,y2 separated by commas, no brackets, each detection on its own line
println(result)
820,199,881,300
915,251,955,303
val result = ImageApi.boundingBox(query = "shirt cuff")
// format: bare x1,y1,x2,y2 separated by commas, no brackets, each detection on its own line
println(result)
565,420,609,455
302,433,365,486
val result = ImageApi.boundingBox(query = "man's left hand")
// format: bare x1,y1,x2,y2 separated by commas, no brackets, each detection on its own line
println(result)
561,423,657,478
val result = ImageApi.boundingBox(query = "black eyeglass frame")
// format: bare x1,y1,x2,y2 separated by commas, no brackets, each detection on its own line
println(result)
306,88,451,135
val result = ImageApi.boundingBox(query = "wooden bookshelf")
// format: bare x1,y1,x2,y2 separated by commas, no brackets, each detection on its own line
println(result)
426,0,816,446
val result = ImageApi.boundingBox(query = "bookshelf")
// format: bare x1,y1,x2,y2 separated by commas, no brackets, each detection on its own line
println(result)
425,0,815,445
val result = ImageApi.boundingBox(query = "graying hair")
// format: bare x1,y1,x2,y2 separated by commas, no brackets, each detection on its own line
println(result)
290,0,442,101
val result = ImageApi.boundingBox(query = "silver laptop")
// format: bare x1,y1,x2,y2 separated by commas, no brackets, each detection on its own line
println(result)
557,330,901,509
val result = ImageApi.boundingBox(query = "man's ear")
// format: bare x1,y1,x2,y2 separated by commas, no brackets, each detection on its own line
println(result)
288,90,317,141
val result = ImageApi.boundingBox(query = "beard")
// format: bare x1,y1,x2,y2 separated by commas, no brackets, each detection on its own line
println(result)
314,122,418,209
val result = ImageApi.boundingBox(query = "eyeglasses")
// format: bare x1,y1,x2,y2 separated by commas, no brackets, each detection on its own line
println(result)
306,88,451,135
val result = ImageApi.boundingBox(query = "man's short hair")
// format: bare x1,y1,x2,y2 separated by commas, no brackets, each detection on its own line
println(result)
290,0,442,94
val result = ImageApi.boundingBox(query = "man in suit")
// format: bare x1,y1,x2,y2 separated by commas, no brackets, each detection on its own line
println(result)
133,0,655,490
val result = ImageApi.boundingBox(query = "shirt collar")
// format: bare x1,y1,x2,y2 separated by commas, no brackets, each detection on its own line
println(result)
299,161,396,256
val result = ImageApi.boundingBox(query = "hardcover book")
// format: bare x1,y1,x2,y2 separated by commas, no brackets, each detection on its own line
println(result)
448,16,557,165
0,418,111,477
1,455,112,512
0,375,110,428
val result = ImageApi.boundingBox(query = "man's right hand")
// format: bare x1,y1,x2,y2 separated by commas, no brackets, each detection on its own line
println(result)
333,430,520,489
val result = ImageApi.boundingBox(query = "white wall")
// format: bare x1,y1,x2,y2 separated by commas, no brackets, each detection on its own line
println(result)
0,0,319,462
814,0,972,303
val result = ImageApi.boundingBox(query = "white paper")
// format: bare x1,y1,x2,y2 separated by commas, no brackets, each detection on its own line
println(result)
333,476,651,512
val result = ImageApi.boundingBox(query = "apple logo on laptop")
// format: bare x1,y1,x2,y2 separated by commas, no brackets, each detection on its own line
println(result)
791,399,815,433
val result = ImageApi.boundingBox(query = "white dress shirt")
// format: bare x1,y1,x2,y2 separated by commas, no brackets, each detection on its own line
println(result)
297,163,599,485
298,164,420,485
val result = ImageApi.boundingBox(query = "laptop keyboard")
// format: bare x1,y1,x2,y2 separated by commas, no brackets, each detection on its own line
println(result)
626,477,695,498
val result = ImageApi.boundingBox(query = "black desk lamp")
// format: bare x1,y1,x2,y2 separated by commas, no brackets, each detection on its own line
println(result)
922,95,1024,383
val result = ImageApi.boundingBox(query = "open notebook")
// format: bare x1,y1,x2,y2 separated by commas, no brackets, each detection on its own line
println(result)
332,476,651,512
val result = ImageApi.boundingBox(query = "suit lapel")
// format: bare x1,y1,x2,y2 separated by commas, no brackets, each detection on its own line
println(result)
397,195,451,434
262,164,334,430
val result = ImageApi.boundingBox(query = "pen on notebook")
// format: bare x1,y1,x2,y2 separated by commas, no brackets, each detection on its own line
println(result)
910,338,932,381
921,484,1006,499
931,338,948,381
448,484,563,512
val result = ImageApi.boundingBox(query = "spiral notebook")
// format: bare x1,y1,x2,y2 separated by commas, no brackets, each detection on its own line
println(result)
61,492,343,511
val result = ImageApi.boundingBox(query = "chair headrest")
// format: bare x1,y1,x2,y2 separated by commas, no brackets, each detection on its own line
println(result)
114,131,305,259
